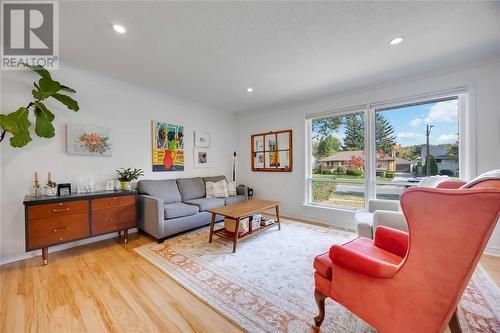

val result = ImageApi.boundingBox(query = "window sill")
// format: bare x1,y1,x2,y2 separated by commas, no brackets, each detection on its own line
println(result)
302,203,358,213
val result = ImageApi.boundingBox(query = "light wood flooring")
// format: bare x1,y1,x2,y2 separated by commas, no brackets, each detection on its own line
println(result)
1,229,499,333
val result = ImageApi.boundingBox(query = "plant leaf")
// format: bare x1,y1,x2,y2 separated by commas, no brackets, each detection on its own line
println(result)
39,77,61,94
0,107,32,147
34,103,55,138
26,65,52,79
32,89,42,100
35,102,54,121
60,85,76,93
51,93,79,111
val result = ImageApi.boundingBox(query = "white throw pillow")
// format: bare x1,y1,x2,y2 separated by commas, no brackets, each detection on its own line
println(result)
205,182,215,198
418,175,449,188
206,180,228,198
461,170,500,188
227,182,237,196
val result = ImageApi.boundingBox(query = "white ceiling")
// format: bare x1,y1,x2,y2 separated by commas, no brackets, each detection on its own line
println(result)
60,1,500,113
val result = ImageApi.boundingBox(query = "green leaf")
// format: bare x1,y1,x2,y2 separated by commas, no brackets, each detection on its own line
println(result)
0,107,32,147
35,102,54,121
51,93,79,111
60,85,76,93
32,89,42,100
26,65,52,79
38,77,61,94
34,103,55,138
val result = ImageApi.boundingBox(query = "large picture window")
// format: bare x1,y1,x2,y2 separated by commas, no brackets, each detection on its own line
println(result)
305,91,467,210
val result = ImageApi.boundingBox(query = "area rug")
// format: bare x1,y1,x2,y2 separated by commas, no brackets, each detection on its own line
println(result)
134,220,500,333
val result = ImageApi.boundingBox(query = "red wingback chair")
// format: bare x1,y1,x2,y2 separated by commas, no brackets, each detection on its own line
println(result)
313,178,500,333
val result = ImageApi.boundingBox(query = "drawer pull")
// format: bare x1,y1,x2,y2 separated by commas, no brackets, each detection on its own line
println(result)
53,208,70,213
108,201,122,205
53,226,70,232
109,217,121,223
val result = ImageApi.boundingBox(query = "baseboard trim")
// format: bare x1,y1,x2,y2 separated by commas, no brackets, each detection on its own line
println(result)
265,212,355,232
0,228,138,266
484,246,500,257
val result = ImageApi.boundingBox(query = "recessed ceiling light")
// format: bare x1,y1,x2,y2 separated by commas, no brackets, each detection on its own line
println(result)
247,87,254,93
112,24,126,34
390,37,404,45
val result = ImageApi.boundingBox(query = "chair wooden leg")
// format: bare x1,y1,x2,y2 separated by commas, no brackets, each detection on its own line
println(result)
448,308,462,333
313,289,327,329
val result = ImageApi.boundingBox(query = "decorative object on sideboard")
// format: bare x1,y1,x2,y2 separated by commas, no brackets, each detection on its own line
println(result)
194,148,210,168
105,179,116,191
0,65,79,148
251,129,292,172
152,121,184,172
194,131,210,148
32,172,42,197
77,175,101,193
57,183,71,196
116,168,144,190
45,172,57,196
66,124,112,155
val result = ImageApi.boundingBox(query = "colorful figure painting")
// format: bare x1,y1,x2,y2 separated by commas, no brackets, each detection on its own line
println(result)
152,121,184,172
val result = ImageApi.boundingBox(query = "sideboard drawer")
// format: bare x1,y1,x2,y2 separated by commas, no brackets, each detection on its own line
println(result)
28,213,90,250
27,200,89,220
92,195,135,210
92,206,136,235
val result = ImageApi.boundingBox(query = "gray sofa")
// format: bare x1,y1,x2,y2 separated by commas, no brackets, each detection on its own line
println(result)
137,176,248,241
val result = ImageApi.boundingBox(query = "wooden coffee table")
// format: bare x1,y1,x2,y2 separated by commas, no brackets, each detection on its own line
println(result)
207,199,280,253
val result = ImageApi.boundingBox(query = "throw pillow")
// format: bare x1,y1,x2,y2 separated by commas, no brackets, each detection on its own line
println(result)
205,181,215,198
212,180,229,198
227,182,237,196
418,175,449,188
206,180,228,198
461,169,500,188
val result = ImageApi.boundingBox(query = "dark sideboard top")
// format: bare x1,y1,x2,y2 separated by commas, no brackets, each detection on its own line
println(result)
23,190,137,205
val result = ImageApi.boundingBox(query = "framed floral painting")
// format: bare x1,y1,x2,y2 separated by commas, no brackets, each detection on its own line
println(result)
66,124,112,156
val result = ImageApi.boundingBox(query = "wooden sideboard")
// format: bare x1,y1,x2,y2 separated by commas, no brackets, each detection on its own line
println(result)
23,190,137,265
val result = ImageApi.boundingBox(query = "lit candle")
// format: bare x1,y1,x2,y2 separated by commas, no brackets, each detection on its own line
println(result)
48,172,51,181
34,172,38,182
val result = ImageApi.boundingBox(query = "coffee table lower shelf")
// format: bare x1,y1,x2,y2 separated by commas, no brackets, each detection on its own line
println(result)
213,222,278,240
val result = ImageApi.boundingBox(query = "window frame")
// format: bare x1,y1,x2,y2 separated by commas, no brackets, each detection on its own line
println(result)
304,88,471,211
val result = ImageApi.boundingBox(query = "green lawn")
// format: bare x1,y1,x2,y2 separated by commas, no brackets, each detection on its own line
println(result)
312,173,395,183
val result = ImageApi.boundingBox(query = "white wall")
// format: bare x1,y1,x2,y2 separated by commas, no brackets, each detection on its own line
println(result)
0,65,236,263
235,59,500,255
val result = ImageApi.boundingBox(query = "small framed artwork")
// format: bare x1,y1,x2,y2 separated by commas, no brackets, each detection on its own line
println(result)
67,124,112,156
194,131,210,148
105,179,115,191
57,183,71,196
194,148,210,168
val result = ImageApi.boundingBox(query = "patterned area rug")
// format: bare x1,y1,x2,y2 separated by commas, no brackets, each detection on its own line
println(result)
134,220,500,333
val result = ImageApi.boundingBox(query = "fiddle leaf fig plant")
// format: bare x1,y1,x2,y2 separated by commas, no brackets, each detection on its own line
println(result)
0,65,79,148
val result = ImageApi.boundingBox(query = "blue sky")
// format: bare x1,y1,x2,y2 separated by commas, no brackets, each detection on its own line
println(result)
380,99,459,146
314,99,459,147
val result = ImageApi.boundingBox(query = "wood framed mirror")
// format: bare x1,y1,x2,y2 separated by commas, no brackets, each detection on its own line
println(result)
251,129,292,172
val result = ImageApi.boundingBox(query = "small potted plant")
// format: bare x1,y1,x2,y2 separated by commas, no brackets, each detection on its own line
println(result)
116,168,144,190
46,180,57,196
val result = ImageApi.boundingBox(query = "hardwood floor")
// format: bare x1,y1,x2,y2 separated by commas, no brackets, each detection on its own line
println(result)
0,232,242,333
1,230,499,333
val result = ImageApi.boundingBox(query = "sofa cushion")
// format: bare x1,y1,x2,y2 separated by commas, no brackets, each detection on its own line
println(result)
203,176,227,184
184,198,225,211
224,195,246,206
164,202,199,219
176,177,206,201
137,179,181,204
